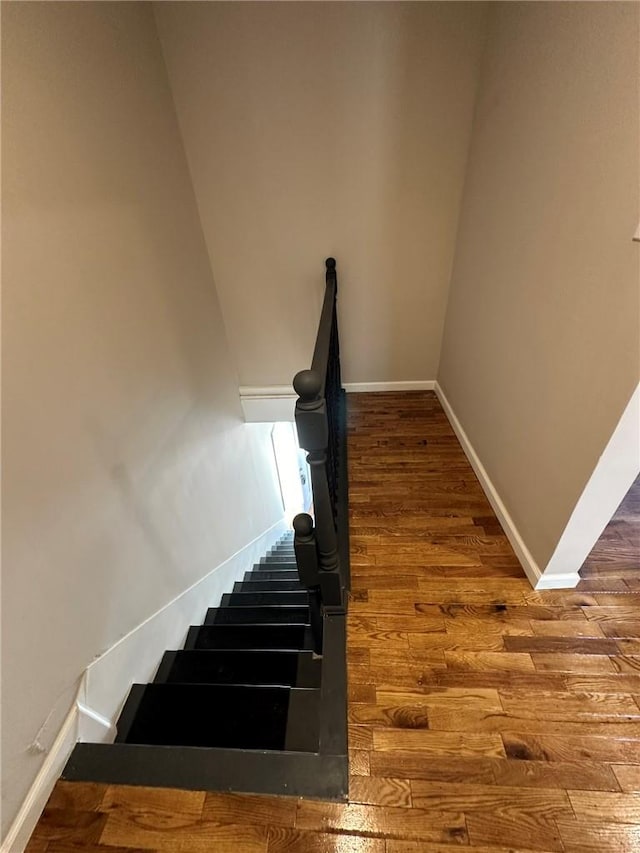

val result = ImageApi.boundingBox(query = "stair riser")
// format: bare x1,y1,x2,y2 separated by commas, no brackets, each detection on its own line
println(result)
206,606,310,625
187,624,312,651
261,556,298,564
116,683,320,752
234,581,303,593
221,592,309,607
155,650,319,687
244,570,300,582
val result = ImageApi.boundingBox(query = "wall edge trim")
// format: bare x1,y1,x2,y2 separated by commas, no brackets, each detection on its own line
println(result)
542,383,640,581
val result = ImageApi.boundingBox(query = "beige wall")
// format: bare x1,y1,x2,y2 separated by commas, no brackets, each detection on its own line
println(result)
154,1,488,387
439,2,640,570
1,3,283,835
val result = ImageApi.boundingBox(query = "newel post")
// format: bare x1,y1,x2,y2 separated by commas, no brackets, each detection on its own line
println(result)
292,513,323,653
293,369,344,613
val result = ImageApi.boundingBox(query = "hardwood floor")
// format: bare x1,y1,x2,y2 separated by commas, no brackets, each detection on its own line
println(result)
27,391,640,852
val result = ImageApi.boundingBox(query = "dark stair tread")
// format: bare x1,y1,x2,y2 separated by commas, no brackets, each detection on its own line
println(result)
185,623,313,651
205,606,310,625
154,649,321,687
116,683,320,752
233,580,303,592
221,591,309,607
64,742,347,801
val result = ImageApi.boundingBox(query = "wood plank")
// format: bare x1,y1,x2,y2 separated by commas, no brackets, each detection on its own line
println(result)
444,651,535,672
530,620,606,638
349,683,376,704
376,687,503,711
489,758,620,792
349,703,430,729
349,724,374,750
372,728,506,757
46,781,107,812
498,689,640,719
267,828,385,852
532,654,616,673
294,800,468,844
556,819,640,852
613,765,640,793
386,843,553,853
100,812,269,852
409,779,572,817
30,809,107,846
436,603,588,622
102,784,206,827
466,810,564,851
202,791,297,827
504,635,618,655
407,632,506,652
348,775,412,807
426,706,640,737
563,674,640,693
568,789,640,824
369,752,497,784
349,749,371,777
43,844,149,853
583,606,640,623
502,732,640,763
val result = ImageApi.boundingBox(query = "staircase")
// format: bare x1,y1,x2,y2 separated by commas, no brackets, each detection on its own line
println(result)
63,258,349,800
64,529,348,799
114,532,321,755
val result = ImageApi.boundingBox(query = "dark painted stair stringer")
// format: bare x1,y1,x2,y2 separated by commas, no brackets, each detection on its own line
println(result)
62,531,348,800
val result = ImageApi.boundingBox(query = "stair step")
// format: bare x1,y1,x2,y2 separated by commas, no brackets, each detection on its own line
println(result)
116,683,320,752
269,548,295,556
206,606,310,625
244,569,300,582
154,649,321,687
261,555,298,564
234,580,303,593
221,591,309,607
185,623,313,651
254,561,297,572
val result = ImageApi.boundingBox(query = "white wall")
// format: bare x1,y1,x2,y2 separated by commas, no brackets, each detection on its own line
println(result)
438,2,640,573
154,1,488,387
1,3,283,837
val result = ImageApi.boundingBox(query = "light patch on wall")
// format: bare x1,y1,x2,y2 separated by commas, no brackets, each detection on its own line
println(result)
271,422,309,525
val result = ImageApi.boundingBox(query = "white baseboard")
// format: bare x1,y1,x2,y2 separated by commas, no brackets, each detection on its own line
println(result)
1,703,80,853
1,518,286,853
239,386,296,423
343,380,436,393
434,382,544,589
534,571,581,590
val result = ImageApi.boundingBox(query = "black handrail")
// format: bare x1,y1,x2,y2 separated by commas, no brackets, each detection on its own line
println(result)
292,258,350,650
